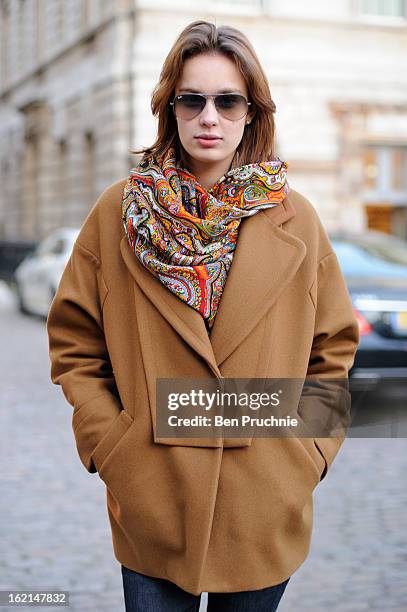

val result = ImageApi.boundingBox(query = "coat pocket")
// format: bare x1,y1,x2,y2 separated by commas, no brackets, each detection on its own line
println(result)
296,437,327,485
312,438,328,481
90,410,134,476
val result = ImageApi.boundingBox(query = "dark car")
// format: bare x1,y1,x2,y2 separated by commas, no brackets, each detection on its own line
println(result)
329,229,407,381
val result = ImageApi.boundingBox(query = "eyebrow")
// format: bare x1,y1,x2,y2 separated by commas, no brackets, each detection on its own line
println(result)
178,87,245,95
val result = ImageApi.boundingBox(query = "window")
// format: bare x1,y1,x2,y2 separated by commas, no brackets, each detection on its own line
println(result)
1,0,10,87
360,0,406,18
362,145,407,238
84,131,95,205
363,145,407,203
392,147,407,191
363,148,378,191
57,139,69,226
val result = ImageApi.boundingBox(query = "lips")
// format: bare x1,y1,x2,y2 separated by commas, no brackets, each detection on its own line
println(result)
195,135,222,140
195,136,222,148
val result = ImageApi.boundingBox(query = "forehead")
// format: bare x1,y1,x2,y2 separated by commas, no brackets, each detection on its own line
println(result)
176,52,248,94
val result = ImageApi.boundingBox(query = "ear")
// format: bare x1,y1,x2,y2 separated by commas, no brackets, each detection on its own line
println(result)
245,107,256,125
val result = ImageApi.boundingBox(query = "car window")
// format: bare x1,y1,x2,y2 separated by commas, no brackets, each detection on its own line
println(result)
34,232,79,257
332,239,407,278
35,238,57,257
49,238,66,255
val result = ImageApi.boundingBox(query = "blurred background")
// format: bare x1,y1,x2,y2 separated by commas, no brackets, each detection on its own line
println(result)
1,1,407,611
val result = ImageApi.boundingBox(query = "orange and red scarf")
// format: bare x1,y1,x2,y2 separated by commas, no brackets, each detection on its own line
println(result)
122,147,289,332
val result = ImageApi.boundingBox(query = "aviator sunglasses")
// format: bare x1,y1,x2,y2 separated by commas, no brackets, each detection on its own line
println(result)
170,92,251,121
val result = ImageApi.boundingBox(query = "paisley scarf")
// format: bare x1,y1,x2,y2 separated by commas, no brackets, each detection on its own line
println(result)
121,146,289,332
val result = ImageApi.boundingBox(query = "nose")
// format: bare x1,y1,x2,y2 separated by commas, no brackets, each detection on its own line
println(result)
199,97,219,126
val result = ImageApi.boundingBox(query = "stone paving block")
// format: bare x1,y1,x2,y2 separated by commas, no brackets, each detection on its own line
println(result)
1,306,407,611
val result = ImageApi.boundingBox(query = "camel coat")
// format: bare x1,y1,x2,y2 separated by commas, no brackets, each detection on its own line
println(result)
46,178,359,595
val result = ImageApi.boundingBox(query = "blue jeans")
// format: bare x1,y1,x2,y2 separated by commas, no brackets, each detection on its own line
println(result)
121,565,290,611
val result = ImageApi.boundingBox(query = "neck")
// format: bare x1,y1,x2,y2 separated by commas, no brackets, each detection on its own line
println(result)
183,152,235,192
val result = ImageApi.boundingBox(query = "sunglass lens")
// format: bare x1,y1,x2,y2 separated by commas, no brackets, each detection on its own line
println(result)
173,94,249,120
175,95,205,119
216,95,248,119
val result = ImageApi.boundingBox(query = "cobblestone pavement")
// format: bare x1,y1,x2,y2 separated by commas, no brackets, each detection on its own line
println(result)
1,297,406,611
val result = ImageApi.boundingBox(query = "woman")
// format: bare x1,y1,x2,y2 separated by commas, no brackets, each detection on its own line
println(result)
47,20,359,612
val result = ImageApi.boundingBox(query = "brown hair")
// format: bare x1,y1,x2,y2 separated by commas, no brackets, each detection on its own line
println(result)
132,20,277,168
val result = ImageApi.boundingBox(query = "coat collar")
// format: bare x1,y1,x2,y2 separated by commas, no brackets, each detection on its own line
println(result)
119,192,306,375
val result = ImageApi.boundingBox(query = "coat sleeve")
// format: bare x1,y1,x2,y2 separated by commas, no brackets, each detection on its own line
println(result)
46,239,122,473
298,250,360,482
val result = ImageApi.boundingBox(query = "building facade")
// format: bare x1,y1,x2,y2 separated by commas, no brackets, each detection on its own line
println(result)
1,0,407,241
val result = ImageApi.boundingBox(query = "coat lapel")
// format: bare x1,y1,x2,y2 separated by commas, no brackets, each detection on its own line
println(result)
210,195,306,365
120,234,221,376
119,191,305,372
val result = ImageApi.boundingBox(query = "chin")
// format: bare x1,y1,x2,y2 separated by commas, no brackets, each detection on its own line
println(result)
187,145,230,164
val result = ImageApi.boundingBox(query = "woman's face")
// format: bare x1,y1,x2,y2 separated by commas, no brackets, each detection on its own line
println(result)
174,52,251,172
